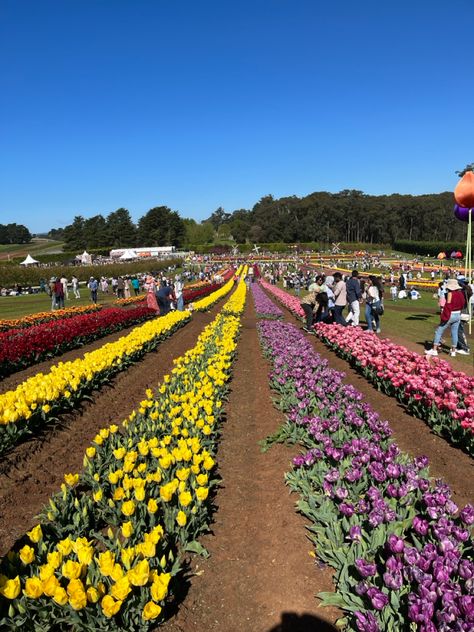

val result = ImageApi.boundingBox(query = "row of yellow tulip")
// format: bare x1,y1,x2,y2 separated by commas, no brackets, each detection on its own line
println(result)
0,279,247,629
192,265,244,311
0,274,239,455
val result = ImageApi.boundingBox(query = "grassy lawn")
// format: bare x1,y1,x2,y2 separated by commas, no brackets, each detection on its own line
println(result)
0,290,137,320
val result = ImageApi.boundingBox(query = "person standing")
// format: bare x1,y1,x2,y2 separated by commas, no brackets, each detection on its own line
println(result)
364,275,383,333
174,276,184,311
116,276,125,299
345,270,362,327
54,277,65,309
88,277,99,304
425,278,466,357
332,272,348,326
71,275,80,299
49,276,57,310
131,277,140,296
144,275,159,313
124,277,131,299
300,289,317,333
60,275,69,300
156,281,174,316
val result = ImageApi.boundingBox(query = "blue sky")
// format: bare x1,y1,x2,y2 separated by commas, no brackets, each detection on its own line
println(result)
1,0,473,234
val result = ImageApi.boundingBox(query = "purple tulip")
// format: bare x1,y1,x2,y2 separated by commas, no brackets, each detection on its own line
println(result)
387,534,405,554
367,587,389,610
413,516,430,536
348,525,362,541
355,558,377,578
354,610,380,632
459,505,474,525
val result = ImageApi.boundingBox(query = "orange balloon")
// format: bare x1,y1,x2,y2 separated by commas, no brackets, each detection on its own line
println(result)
454,171,474,208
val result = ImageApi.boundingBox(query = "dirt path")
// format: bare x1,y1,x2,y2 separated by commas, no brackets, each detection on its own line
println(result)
160,299,340,632
0,309,219,556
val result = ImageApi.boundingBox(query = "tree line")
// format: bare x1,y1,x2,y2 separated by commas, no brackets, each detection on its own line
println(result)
0,223,32,244
43,189,467,251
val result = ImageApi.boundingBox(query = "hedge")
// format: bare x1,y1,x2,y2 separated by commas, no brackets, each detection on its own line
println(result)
392,240,465,257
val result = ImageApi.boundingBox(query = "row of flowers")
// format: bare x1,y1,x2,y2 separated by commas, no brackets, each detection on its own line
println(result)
0,280,247,630
250,282,283,319
315,324,474,455
0,309,190,456
0,305,103,333
0,305,157,379
259,279,474,456
192,266,244,312
0,274,241,455
257,315,473,632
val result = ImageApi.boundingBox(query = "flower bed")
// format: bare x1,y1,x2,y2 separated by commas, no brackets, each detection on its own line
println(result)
250,282,283,318
0,306,156,379
315,324,474,456
192,266,243,312
0,305,103,333
0,284,247,630
257,317,473,631
258,279,304,318
0,310,191,455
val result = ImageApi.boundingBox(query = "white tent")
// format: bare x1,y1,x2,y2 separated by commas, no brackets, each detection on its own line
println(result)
119,249,138,260
19,254,39,266
80,251,92,264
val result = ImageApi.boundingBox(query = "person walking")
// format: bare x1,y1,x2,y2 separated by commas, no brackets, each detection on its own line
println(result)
124,277,131,299
116,276,125,299
156,281,174,316
332,272,347,326
425,278,466,357
345,270,362,327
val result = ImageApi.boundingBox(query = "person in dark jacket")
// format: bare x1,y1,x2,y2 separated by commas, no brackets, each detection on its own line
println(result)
345,270,362,327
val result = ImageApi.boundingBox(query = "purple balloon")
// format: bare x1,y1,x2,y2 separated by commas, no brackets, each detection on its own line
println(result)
454,204,472,223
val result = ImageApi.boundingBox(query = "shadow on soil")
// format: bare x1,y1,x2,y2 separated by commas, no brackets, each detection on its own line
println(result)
267,612,338,632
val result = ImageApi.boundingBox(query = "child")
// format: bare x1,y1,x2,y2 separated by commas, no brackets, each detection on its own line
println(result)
390,284,398,301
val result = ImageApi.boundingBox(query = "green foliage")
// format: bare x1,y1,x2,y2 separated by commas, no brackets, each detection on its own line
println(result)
137,207,186,247
0,223,32,245
392,240,465,257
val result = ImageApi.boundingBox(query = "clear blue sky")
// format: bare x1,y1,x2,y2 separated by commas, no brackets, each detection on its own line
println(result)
1,0,473,234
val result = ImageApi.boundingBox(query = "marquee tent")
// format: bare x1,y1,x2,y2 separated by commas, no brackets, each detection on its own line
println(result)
119,249,138,260
19,254,39,266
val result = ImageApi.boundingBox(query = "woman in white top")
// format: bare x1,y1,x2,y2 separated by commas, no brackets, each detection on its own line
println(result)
364,276,383,333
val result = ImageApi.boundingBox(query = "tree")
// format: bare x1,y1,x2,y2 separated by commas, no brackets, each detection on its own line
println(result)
83,215,109,248
137,206,186,247
206,207,231,231
183,219,215,245
106,208,137,247
62,216,86,250
0,223,32,244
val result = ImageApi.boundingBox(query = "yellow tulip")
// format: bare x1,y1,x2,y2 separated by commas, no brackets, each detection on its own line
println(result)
19,545,35,565
176,510,187,527
24,577,43,598
1,576,20,599
121,521,134,538
98,551,115,577
64,473,79,486
53,586,68,606
86,586,100,603
101,594,122,618
121,500,136,516
26,524,43,544
110,576,131,601
42,574,60,596
127,559,149,586
147,498,158,514
142,600,162,620
61,560,82,580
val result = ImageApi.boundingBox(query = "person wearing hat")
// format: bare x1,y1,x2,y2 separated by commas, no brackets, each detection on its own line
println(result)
144,275,159,313
425,278,466,357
